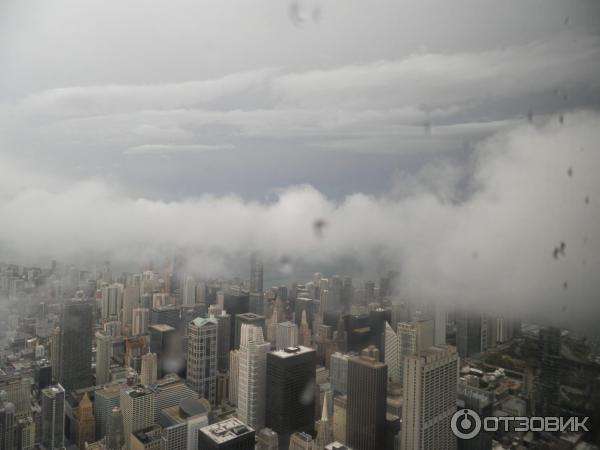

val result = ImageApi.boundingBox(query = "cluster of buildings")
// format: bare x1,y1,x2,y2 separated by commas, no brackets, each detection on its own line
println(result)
0,257,598,450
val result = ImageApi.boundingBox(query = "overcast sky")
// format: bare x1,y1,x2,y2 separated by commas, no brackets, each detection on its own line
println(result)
1,0,600,328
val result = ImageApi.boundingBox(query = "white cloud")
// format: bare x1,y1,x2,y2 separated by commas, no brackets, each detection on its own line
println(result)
1,112,598,326
125,143,234,155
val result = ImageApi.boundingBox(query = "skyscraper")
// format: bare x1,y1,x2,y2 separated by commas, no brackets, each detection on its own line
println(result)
0,394,17,450
94,385,120,441
384,321,400,383
456,311,487,359
397,319,434,385
346,353,387,450
73,393,95,450
250,252,263,295
140,352,158,386
120,385,156,450
234,313,266,349
400,345,459,450
228,350,240,407
535,326,561,416
237,324,270,431
59,300,93,393
186,317,218,405
275,321,298,350
95,331,113,386
122,285,141,333
132,308,150,336
266,346,316,448
182,275,196,306
315,395,334,450
41,384,65,450
105,407,124,450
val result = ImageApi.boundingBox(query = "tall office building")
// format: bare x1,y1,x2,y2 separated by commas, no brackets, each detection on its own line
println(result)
122,285,141,333
256,428,278,450
158,398,209,450
182,276,196,306
101,284,123,321
400,345,459,450
186,318,218,405
332,396,347,445
384,322,400,383
250,252,263,295
148,324,181,378
94,385,120,440
266,346,316,448
234,313,266,349
228,350,240,406
299,310,312,347
59,300,93,393
315,395,334,450
212,310,232,373
132,308,149,336
237,324,270,431
535,326,561,416
73,393,95,450
289,432,315,450
275,321,298,350
149,374,198,423
95,332,113,386
105,407,124,450
397,319,434,385
457,383,493,450
41,384,65,450
330,352,353,396
140,352,158,386
346,354,387,450
456,311,487,358
120,385,156,450
0,394,17,450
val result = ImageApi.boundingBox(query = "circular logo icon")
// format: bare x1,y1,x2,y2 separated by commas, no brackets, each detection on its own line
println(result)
451,408,482,439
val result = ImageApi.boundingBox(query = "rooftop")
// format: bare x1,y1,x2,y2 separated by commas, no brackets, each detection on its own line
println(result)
270,345,315,359
200,417,253,444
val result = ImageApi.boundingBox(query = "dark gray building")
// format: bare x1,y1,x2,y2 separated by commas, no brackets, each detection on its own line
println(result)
59,300,93,393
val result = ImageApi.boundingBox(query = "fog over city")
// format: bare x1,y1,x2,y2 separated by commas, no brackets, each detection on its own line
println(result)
2,0,600,329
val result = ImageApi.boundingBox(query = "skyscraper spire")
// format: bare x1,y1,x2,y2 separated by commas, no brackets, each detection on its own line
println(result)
315,394,333,450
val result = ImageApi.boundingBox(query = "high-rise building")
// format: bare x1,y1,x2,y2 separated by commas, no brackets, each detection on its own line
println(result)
535,326,561,417
73,393,95,450
132,308,149,336
198,417,255,450
289,431,315,450
397,319,434,385
234,313,266,349
101,284,123,321
59,300,93,393
122,285,141,333
210,309,231,373
150,305,180,329
315,395,334,450
384,322,400,383
0,394,17,450
228,350,240,406
346,354,387,450
140,352,158,386
41,384,65,450
255,428,278,450
456,311,487,359
186,318,218,405
329,352,352,396
182,276,196,307
299,310,312,347
158,398,209,450
400,345,459,450
148,324,181,378
456,382,493,450
94,385,120,441
149,374,198,423
266,346,316,448
237,324,270,431
250,253,263,295
105,407,124,450
332,396,347,445
95,332,113,386
129,424,161,450
120,385,156,450
275,321,298,350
